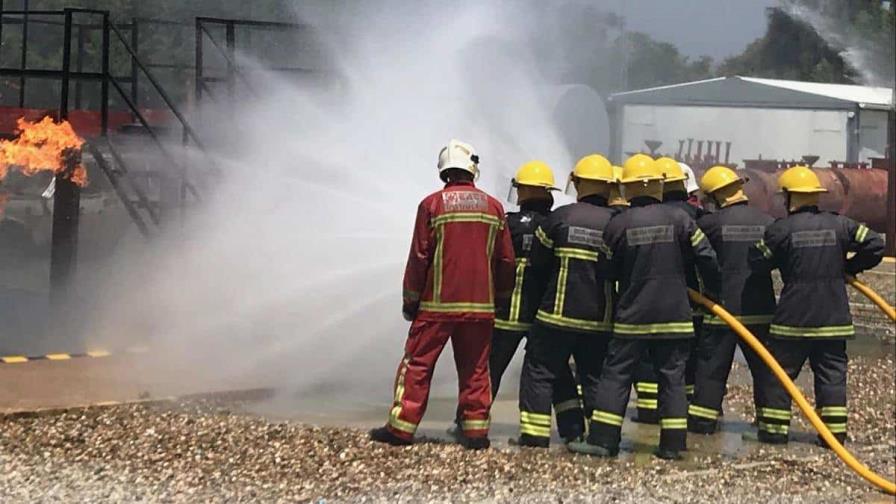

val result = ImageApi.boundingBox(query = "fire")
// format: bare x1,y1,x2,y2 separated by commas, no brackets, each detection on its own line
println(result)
0,117,88,186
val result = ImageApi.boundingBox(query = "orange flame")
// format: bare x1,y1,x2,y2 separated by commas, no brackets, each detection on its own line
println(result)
0,117,88,186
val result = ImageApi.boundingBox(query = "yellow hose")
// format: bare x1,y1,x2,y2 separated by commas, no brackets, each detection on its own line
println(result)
847,276,896,322
687,288,896,495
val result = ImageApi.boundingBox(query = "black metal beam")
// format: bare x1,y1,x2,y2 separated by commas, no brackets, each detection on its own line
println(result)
100,13,110,135
49,9,79,303
74,24,84,108
225,20,235,99
0,67,105,79
196,16,305,29
0,9,65,16
59,9,71,119
18,0,29,107
130,15,138,109
49,156,82,302
194,16,203,103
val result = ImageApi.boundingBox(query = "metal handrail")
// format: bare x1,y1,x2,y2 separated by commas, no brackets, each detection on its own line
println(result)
195,16,306,29
84,142,151,237
108,74,190,194
107,21,207,153
196,22,258,97
102,139,161,225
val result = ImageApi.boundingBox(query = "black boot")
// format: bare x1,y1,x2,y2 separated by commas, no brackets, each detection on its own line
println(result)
567,440,619,457
757,431,788,445
815,433,846,449
517,434,549,448
687,417,717,435
654,447,683,460
460,436,491,450
369,426,412,446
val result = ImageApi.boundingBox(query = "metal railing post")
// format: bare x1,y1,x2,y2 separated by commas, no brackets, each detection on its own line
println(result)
74,24,84,108
101,12,109,136
18,0,28,107
195,17,203,105
50,10,79,305
130,16,138,108
225,20,235,99
59,8,71,119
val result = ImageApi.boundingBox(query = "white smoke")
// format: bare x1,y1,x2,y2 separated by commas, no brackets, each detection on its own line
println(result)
86,1,611,412
779,0,895,87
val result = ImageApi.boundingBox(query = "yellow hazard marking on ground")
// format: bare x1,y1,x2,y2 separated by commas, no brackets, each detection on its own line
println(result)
0,349,128,364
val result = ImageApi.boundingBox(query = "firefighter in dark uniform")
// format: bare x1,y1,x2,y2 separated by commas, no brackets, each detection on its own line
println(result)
569,154,720,460
485,160,583,440
749,166,883,445
631,157,707,423
687,166,775,434
517,154,618,448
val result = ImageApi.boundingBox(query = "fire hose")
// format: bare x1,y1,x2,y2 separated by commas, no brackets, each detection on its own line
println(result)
847,275,896,322
687,288,896,495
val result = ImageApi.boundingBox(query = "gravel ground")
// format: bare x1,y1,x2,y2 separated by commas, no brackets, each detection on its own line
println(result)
848,266,895,341
1,355,893,503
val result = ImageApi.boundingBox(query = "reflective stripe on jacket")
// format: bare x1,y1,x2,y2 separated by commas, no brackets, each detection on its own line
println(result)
529,196,616,334
494,203,551,332
749,206,884,339
697,202,775,326
605,197,720,339
402,181,515,321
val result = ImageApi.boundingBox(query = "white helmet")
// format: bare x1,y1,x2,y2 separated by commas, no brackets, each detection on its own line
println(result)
437,139,479,181
679,162,699,194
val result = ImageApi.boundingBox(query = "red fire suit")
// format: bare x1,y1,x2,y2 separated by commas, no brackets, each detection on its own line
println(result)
386,180,515,441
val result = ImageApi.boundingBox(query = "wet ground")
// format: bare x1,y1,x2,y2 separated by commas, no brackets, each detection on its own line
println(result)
0,261,892,501
0,351,893,502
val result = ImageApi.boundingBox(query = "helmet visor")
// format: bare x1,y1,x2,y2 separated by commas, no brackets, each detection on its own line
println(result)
564,174,577,197
506,177,519,205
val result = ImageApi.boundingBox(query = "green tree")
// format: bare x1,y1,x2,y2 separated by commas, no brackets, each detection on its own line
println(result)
718,8,855,83
614,32,714,91
720,2,895,86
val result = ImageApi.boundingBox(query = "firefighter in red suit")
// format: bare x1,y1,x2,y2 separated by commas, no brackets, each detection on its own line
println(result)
370,139,516,450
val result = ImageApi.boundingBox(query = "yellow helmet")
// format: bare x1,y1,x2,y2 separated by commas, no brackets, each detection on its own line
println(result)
778,165,827,193
612,165,624,182
620,153,661,183
700,165,745,194
572,154,614,182
514,160,558,189
655,157,686,182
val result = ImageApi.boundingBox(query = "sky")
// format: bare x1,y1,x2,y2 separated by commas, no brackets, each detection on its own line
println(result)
613,0,780,60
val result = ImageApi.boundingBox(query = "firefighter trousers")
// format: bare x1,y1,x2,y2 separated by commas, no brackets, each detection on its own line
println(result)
688,325,768,430
518,323,609,445
757,338,848,444
386,319,492,441
591,337,691,452
490,328,583,438
633,317,701,423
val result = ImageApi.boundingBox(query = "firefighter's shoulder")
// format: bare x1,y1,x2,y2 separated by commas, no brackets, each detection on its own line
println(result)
550,202,578,217
663,203,697,225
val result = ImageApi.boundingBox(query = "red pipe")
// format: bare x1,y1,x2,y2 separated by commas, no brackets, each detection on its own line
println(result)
740,167,889,231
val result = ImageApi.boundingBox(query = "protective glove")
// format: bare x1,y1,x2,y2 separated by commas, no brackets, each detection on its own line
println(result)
402,302,418,321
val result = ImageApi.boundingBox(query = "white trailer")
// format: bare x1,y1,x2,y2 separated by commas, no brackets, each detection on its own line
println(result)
608,76,894,167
